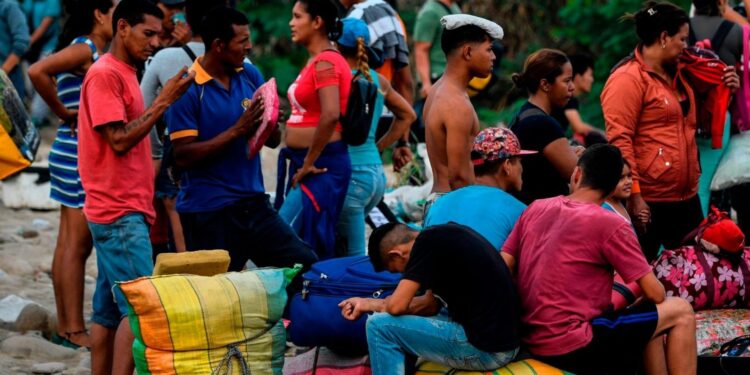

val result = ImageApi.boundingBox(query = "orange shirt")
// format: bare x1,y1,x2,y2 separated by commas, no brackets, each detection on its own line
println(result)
602,47,700,202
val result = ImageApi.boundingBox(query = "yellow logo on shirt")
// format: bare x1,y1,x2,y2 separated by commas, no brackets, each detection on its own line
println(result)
242,98,252,110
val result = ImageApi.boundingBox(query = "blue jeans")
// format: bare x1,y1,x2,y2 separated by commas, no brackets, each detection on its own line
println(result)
279,187,305,233
88,213,154,328
366,312,519,375
337,164,386,256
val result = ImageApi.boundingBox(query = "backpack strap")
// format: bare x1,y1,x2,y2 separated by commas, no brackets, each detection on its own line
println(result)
182,44,197,62
508,106,547,130
711,20,734,52
434,0,458,15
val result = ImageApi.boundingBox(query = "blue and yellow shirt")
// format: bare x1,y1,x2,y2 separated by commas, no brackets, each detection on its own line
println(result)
165,58,266,213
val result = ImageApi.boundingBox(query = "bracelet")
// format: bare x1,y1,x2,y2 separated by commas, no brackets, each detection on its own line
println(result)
395,140,410,148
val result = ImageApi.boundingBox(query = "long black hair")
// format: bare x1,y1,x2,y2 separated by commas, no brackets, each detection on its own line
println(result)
56,0,115,51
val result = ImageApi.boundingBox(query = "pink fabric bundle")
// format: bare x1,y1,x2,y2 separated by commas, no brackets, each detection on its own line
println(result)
247,78,280,159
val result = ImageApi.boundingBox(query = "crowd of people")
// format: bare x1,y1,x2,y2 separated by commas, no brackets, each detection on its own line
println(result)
3,0,750,374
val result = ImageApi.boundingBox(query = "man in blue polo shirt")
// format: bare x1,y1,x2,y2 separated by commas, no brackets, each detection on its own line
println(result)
165,6,317,272
424,127,533,250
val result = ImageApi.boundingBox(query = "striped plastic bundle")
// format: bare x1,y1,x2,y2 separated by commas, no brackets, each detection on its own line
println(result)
415,359,574,375
118,267,300,375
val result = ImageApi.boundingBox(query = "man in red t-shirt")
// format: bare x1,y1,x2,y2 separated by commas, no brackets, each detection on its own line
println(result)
501,144,697,375
77,0,193,373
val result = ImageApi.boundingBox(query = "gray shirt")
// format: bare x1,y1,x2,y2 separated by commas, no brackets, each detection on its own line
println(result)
141,41,205,158
691,15,742,66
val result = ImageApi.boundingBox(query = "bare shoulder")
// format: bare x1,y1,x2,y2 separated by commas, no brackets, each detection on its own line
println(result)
438,92,475,132
428,85,473,117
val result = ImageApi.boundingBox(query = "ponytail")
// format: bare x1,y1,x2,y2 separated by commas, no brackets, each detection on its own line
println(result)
356,37,372,82
512,49,569,94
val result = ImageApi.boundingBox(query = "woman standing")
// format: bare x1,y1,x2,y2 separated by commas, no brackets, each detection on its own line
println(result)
602,1,739,260
509,49,580,205
27,0,115,348
276,0,353,259
335,17,415,256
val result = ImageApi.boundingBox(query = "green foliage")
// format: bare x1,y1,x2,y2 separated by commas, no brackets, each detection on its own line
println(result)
237,0,306,91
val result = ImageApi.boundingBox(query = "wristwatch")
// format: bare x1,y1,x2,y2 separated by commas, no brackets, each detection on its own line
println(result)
395,140,410,148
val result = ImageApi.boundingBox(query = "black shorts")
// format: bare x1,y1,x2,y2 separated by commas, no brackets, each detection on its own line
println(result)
538,302,659,375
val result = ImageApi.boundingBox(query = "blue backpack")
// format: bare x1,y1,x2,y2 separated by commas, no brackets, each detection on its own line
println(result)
288,256,401,354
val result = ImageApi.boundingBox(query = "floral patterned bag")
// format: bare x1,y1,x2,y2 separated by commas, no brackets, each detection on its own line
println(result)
653,247,750,310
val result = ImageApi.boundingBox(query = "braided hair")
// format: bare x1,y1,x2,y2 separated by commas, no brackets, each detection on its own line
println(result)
355,37,372,82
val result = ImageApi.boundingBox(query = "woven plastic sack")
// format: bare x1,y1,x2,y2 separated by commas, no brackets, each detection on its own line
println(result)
118,266,300,375
415,359,573,375
0,70,38,180
711,132,750,191
247,78,279,160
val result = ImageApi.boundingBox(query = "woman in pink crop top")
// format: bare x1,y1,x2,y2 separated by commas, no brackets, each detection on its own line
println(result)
275,0,353,259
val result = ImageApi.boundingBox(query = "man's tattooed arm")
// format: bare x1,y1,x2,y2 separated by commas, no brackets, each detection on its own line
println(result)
97,102,167,155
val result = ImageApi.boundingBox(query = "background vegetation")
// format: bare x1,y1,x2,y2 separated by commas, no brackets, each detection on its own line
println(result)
238,0,692,130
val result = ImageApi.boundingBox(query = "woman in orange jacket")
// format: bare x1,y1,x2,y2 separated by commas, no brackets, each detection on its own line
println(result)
602,1,739,261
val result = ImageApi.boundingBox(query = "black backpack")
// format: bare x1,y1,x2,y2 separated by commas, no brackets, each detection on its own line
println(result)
341,70,379,146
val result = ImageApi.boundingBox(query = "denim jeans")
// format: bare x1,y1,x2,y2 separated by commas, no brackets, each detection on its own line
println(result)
336,164,386,256
88,213,154,328
279,187,304,233
366,311,519,375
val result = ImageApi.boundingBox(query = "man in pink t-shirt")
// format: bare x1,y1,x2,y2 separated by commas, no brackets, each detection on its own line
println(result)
501,144,697,375
76,0,193,374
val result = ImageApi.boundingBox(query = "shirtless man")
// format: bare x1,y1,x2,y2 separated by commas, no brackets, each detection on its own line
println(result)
423,15,503,213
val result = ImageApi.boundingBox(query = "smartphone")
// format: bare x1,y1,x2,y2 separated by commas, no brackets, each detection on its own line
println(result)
172,12,186,26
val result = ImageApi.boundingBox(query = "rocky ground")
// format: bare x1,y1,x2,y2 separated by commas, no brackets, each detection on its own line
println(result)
0,202,93,374
0,127,92,374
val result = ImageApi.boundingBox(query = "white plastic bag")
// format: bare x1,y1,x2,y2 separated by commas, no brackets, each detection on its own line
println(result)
711,131,750,191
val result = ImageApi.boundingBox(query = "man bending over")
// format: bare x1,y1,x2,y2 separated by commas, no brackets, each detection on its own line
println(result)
339,222,520,374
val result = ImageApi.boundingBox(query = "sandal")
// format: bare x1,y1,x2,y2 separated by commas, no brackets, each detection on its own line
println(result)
65,329,92,349
50,332,81,350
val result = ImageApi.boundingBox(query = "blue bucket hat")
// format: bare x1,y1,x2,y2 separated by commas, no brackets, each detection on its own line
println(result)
338,17,384,68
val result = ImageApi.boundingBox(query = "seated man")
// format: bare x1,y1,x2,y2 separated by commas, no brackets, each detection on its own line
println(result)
425,127,533,250
166,7,317,273
339,222,520,374
501,144,696,375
